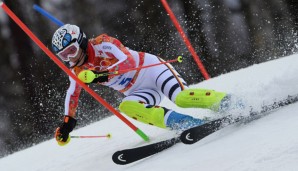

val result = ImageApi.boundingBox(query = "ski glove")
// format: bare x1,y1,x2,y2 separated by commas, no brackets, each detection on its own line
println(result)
92,70,109,83
55,116,77,146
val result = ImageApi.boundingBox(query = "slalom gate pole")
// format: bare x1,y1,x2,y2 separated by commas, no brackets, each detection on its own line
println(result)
160,0,210,80
0,2,149,142
33,4,64,26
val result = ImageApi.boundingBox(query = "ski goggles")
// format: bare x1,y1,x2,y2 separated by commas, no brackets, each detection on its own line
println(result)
57,41,80,62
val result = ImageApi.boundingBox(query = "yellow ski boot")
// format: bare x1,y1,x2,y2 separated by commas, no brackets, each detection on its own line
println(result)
119,101,168,128
119,101,205,130
175,89,227,111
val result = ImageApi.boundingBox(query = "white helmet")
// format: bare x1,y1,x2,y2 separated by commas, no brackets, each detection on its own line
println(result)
52,24,88,60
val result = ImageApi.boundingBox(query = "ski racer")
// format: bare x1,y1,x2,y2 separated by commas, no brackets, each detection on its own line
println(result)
52,24,235,146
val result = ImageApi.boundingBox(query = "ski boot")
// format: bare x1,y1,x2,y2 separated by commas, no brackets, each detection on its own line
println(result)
166,111,205,131
175,89,227,111
119,100,205,130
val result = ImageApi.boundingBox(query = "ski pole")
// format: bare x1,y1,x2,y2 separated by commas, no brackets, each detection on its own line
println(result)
115,56,183,75
71,134,112,139
78,56,183,83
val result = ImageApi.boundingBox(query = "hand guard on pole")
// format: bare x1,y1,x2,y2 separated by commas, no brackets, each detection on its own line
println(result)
93,70,109,83
55,116,77,146
78,70,109,84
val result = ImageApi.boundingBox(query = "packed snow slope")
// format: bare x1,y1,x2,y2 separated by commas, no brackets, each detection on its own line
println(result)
0,54,298,171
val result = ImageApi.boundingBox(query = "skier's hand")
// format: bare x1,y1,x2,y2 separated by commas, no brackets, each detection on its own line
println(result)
92,70,109,83
55,116,77,146
78,70,109,84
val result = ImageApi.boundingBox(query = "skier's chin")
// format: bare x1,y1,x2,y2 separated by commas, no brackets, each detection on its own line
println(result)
69,53,86,68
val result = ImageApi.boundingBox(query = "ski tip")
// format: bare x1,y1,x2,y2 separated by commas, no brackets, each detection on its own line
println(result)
112,151,129,165
0,2,3,6
180,131,195,144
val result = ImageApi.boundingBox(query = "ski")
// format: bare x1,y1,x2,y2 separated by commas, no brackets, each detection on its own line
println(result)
112,94,298,165
112,137,180,165
180,116,230,144
181,94,298,144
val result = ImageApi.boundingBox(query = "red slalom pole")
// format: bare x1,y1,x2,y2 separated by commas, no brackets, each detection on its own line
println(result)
160,0,210,80
0,2,149,142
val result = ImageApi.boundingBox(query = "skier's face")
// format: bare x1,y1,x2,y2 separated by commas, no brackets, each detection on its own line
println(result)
57,41,80,61
69,48,86,67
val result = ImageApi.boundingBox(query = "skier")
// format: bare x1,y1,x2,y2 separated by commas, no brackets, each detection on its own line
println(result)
52,24,234,146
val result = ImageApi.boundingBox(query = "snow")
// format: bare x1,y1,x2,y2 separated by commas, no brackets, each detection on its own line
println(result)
0,53,298,171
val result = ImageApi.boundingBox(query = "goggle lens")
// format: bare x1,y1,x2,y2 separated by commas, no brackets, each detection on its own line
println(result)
57,43,79,61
